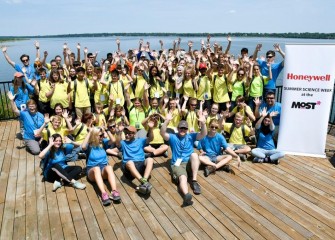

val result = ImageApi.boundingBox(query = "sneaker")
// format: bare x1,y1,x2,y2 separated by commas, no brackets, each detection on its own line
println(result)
252,157,264,163
52,180,62,192
204,166,216,177
190,181,201,195
270,159,280,165
221,164,231,173
238,154,247,161
72,181,86,190
137,182,153,195
78,153,87,159
183,193,193,206
163,151,169,158
101,192,111,206
110,190,121,201
117,152,123,160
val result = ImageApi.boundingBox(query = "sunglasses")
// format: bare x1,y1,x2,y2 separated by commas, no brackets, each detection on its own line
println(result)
266,55,273,58
266,97,275,100
108,125,116,128
210,126,218,129
179,127,188,131
238,73,244,76
190,104,197,107
22,59,29,63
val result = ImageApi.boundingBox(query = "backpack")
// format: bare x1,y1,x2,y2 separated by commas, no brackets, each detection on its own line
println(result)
225,123,250,143
108,80,125,95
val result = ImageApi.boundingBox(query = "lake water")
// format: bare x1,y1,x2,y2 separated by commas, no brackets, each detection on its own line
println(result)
1,36,334,83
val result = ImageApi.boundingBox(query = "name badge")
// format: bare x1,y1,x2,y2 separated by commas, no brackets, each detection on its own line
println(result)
100,94,106,102
204,92,209,100
174,158,182,166
135,122,140,129
154,92,160,98
20,104,26,111
116,98,121,105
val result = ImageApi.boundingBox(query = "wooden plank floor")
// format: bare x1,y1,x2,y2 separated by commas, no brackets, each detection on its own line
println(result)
0,120,335,239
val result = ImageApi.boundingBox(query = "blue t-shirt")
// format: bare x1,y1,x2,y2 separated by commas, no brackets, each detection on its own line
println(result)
259,102,281,126
10,86,29,109
168,133,197,165
14,63,36,80
121,138,147,164
86,145,108,168
43,149,68,178
197,133,228,157
20,110,44,140
256,129,275,150
257,60,284,90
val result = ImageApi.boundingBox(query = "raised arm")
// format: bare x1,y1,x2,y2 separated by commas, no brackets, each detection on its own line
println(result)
2,46,15,67
224,35,232,54
196,112,207,140
160,113,173,141
7,91,20,116
252,44,262,61
273,43,285,59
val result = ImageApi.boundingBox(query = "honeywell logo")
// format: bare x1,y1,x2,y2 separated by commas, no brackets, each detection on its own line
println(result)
287,73,331,82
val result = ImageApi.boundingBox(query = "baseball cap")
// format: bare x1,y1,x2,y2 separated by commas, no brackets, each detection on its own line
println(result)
14,72,24,78
124,125,137,133
178,120,188,129
199,63,207,69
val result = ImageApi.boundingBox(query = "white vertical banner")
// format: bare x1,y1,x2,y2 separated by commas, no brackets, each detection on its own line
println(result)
277,44,335,158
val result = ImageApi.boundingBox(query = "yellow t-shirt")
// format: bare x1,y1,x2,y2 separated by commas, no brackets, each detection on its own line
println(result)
108,81,125,107
249,76,269,97
38,78,51,103
42,126,69,141
73,123,88,143
196,75,211,100
231,106,253,124
128,103,146,129
149,77,164,98
184,110,199,133
164,108,180,131
146,127,164,144
70,79,93,108
223,123,250,144
213,74,230,103
94,80,110,105
183,79,196,98
93,113,107,127
120,75,135,99
51,82,69,109
134,76,147,98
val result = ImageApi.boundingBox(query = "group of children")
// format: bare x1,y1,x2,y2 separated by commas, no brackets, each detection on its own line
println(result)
3,36,285,206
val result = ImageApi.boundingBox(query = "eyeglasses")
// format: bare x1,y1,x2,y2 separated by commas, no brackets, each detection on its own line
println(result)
266,97,275,100
179,127,188,131
210,126,218,129
190,104,197,107
22,59,29,63
266,55,273,58
238,73,244,76
108,125,116,128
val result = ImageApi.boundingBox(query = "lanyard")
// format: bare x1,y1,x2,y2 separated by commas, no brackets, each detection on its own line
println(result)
112,82,119,95
29,112,39,128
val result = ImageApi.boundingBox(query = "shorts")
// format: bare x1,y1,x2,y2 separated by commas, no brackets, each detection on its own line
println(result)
228,143,248,151
170,161,192,181
150,144,163,149
122,161,145,181
207,155,218,163
86,163,108,176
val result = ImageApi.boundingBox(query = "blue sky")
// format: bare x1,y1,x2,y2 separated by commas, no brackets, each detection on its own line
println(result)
0,0,334,36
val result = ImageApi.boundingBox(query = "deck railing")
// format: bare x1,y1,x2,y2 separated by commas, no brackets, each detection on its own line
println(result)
0,82,334,123
0,81,16,120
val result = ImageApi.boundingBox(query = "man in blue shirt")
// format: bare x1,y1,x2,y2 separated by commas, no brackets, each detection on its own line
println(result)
160,113,207,207
252,43,285,96
116,124,154,195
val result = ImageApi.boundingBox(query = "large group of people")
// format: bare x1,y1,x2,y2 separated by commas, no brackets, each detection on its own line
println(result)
2,36,285,206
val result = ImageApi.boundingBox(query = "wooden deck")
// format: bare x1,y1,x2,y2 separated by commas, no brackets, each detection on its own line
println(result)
0,120,335,240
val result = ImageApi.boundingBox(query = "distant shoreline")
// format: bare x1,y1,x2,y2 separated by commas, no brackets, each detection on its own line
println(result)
0,32,335,40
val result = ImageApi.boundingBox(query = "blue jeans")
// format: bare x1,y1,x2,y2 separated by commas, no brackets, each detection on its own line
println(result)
64,144,82,162
251,148,284,161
